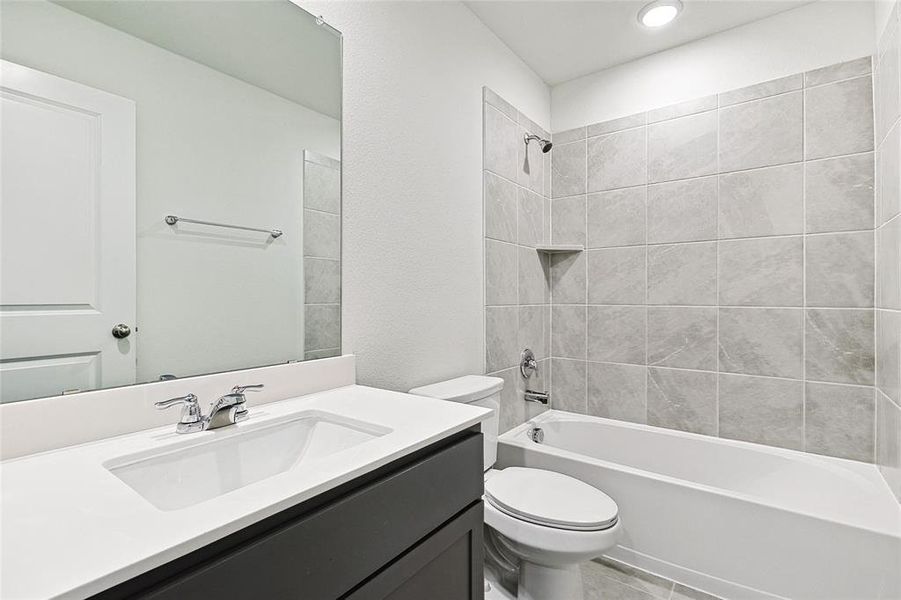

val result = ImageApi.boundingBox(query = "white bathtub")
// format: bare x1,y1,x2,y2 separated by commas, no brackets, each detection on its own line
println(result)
497,410,901,600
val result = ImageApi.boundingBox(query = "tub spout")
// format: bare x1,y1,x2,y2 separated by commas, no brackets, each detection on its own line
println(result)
524,390,549,405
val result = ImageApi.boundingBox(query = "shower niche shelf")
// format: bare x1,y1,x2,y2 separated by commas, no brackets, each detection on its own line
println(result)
535,245,584,254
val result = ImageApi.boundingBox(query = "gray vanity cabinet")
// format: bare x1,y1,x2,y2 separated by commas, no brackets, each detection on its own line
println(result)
93,430,484,600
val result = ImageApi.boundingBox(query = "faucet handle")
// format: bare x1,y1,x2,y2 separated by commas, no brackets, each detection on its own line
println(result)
155,393,204,433
231,384,264,394
155,393,198,410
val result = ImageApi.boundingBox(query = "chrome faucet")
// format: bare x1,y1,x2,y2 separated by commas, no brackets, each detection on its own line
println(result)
155,384,263,433
524,390,549,405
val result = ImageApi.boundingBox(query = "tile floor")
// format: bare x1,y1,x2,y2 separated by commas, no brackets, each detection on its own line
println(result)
582,557,722,600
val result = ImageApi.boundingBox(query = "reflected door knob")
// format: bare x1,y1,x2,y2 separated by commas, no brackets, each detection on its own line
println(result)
111,323,132,339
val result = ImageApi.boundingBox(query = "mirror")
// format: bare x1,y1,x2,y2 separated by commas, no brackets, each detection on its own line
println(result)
0,0,342,403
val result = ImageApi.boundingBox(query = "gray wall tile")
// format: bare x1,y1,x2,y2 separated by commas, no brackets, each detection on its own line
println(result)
719,164,803,238
304,258,340,304
876,391,901,501
536,60,882,462
304,161,340,214
485,171,517,243
805,56,872,87
519,305,548,361
551,252,586,304
485,239,517,305
588,305,646,364
647,176,717,243
718,237,803,306
483,87,518,121
647,307,716,370
553,127,586,144
587,362,647,423
719,91,802,172
551,195,586,245
519,246,549,304
484,104,519,180
647,95,717,123
305,304,340,351
719,308,803,378
588,112,647,137
486,306,519,372
551,359,587,413
805,153,874,233
806,382,875,462
878,217,901,309
647,242,716,305
305,348,340,360
493,368,522,433
552,305,586,359
489,360,551,433
588,128,648,192
878,124,901,226
805,76,874,160
303,209,341,259
877,309,901,403
588,187,647,248
587,247,647,304
806,232,874,307
647,367,717,435
552,140,587,198
718,374,803,450
719,74,802,106
518,187,545,247
875,27,899,143
648,111,717,183
806,309,875,385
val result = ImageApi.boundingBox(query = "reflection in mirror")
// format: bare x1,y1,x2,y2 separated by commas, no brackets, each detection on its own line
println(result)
0,0,341,403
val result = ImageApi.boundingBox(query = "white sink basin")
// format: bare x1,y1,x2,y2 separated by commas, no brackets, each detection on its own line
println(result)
105,411,390,511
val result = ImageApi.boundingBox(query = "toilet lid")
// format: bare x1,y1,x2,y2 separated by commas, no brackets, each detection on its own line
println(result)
484,467,618,531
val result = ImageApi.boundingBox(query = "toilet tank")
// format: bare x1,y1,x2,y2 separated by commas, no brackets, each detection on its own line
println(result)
409,375,502,471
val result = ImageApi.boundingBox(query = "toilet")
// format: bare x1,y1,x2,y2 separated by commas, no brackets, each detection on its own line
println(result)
410,375,620,600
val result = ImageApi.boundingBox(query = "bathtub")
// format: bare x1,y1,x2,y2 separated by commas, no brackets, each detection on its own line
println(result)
497,410,901,600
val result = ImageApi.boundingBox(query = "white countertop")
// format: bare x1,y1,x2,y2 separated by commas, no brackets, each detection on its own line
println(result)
1,385,491,600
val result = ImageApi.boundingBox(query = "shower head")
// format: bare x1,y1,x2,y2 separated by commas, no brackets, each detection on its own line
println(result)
524,133,553,153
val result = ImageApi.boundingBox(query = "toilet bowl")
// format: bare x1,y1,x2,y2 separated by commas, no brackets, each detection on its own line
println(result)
410,376,621,600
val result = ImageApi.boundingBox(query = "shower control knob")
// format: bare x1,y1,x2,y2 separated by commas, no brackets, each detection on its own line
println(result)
111,323,132,339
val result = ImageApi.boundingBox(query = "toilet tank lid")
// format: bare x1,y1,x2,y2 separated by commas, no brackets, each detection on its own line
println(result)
409,375,504,404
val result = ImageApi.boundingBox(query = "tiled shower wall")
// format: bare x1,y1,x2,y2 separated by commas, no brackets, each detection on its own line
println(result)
875,0,901,501
549,57,878,462
482,88,552,432
303,150,342,360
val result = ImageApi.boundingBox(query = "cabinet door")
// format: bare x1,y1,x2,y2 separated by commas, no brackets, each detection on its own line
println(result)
345,502,484,600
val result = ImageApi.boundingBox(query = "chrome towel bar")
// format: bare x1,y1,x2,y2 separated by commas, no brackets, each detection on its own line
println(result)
164,215,283,238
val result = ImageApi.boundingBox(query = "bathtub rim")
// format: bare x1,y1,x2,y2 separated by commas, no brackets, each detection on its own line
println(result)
500,410,901,538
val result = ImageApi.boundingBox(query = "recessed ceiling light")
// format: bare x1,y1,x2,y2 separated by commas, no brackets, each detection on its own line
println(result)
638,0,682,28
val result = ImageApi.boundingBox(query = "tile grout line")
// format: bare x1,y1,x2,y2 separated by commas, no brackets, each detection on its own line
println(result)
545,148,874,202
715,91,721,437
801,76,808,451
645,119,651,423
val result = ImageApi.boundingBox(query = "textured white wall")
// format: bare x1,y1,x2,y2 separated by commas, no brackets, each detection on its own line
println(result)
299,1,550,391
552,1,876,132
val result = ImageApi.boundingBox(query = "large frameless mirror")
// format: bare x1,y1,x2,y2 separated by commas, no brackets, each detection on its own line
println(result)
0,0,342,403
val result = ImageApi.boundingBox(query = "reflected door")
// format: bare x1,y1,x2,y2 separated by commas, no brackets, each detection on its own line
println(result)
0,60,136,402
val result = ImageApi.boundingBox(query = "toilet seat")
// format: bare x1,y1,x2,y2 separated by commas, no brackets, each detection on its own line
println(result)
484,467,618,531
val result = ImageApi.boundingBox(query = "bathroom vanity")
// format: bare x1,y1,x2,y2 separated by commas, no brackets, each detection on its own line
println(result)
101,430,484,600
1,381,491,600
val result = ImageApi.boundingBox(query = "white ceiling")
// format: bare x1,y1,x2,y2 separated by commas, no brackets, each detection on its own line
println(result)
465,0,814,86
55,0,341,119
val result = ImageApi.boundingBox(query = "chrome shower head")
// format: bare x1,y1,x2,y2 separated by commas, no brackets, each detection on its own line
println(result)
524,133,553,153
